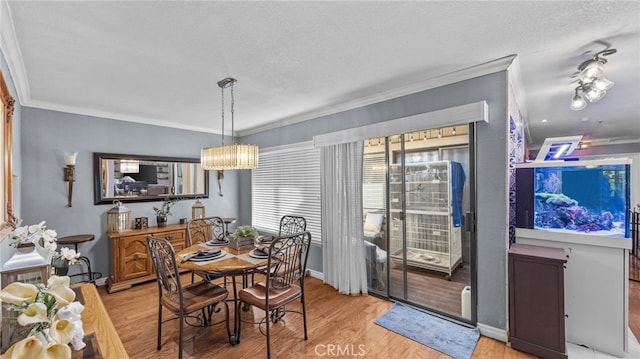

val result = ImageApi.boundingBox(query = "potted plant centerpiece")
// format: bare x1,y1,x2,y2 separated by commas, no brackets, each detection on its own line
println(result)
153,197,180,227
229,225,259,250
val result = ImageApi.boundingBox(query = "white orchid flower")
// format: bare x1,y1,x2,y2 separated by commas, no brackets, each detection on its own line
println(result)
0,282,38,305
42,229,58,243
17,302,49,326
1,335,45,358
59,247,79,262
44,241,58,253
27,222,45,234
48,319,75,345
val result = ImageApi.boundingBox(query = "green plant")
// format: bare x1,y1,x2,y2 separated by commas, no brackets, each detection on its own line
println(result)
153,197,181,217
230,225,259,240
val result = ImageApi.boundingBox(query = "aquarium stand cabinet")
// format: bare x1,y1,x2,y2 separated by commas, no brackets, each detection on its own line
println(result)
508,243,567,359
516,228,629,357
389,160,465,279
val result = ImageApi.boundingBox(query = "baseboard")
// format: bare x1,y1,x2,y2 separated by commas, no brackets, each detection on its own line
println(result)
477,322,508,342
94,277,108,287
307,269,324,280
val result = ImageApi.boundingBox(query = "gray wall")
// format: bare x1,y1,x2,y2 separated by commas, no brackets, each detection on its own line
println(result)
240,72,509,330
5,41,509,329
19,108,241,279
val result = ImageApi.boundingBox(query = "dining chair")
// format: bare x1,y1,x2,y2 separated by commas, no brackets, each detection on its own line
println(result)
278,215,307,236
147,235,231,359
187,216,227,283
237,231,311,359
251,215,306,285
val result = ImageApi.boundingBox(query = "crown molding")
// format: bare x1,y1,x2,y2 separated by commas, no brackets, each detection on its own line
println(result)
25,98,222,135
239,54,516,137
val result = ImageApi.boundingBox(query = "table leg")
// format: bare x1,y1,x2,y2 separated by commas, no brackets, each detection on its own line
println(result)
230,273,240,345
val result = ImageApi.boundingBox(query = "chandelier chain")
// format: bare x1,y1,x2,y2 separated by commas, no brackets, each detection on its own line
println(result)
221,84,225,146
231,81,235,144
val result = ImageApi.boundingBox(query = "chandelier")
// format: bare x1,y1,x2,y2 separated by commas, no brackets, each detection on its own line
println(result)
201,78,259,170
570,49,616,111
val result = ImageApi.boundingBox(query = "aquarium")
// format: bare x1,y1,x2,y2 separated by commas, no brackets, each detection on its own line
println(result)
515,159,631,238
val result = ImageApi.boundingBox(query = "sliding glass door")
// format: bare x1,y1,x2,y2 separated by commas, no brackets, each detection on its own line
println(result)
363,125,475,322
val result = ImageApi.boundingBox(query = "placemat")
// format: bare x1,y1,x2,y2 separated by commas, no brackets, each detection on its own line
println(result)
192,252,236,266
236,252,268,265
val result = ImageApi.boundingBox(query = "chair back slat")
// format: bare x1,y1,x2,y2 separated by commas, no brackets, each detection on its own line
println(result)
147,235,182,301
267,231,311,291
187,216,225,245
279,215,307,236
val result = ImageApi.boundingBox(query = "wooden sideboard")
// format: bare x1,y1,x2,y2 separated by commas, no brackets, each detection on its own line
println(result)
106,224,188,293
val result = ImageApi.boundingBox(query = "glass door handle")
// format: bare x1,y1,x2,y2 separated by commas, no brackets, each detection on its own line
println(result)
465,212,476,233
399,211,405,220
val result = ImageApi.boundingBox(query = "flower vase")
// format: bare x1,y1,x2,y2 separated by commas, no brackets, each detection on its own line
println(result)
51,257,70,276
156,216,168,227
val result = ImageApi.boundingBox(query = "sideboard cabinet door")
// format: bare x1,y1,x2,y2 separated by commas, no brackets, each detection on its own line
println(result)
508,243,567,359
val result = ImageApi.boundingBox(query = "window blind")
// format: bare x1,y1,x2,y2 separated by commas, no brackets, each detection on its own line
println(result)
252,142,322,244
363,152,386,212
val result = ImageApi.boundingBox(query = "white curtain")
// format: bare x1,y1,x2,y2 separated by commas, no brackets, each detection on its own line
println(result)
321,142,368,294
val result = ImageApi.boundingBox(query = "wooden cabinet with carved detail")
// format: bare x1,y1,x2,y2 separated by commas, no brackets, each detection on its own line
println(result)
106,224,187,293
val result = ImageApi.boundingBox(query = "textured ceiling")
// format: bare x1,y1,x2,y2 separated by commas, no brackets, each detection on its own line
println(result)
2,1,639,147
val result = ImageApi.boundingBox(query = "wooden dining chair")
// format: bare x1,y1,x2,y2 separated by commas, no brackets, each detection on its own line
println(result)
251,215,306,285
237,231,311,359
187,216,227,283
147,235,231,359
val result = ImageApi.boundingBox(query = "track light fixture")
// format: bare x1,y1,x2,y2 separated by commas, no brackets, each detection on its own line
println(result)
570,49,616,111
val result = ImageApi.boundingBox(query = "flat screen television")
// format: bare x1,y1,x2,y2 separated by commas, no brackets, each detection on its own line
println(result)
124,164,158,184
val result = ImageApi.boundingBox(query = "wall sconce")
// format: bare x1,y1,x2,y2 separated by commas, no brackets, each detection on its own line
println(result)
570,49,616,111
63,152,77,207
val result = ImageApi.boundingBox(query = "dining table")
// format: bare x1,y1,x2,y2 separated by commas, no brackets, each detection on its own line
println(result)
175,242,268,345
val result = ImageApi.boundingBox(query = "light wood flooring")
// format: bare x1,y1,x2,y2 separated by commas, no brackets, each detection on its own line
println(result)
388,262,469,316
99,274,532,359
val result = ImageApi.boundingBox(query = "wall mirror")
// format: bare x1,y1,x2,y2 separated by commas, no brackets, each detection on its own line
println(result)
93,152,208,205
1,69,15,232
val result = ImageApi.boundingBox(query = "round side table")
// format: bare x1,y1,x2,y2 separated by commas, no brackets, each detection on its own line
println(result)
57,234,102,284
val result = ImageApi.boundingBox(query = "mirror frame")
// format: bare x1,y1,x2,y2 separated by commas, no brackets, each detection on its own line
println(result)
93,152,209,205
1,69,15,225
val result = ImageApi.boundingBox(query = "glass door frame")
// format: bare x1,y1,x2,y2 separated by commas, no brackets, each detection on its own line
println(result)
380,124,478,325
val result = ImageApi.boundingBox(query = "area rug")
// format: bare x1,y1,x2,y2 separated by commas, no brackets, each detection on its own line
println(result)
375,302,480,359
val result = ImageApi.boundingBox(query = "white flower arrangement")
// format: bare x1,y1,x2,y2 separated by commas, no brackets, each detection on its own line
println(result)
10,220,57,253
10,220,81,267
57,247,81,266
0,275,85,358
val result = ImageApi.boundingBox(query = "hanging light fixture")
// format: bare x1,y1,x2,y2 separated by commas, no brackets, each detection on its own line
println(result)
570,49,616,111
201,78,259,170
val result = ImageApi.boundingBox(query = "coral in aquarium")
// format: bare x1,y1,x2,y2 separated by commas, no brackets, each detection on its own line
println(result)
542,172,562,193
534,193,614,233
